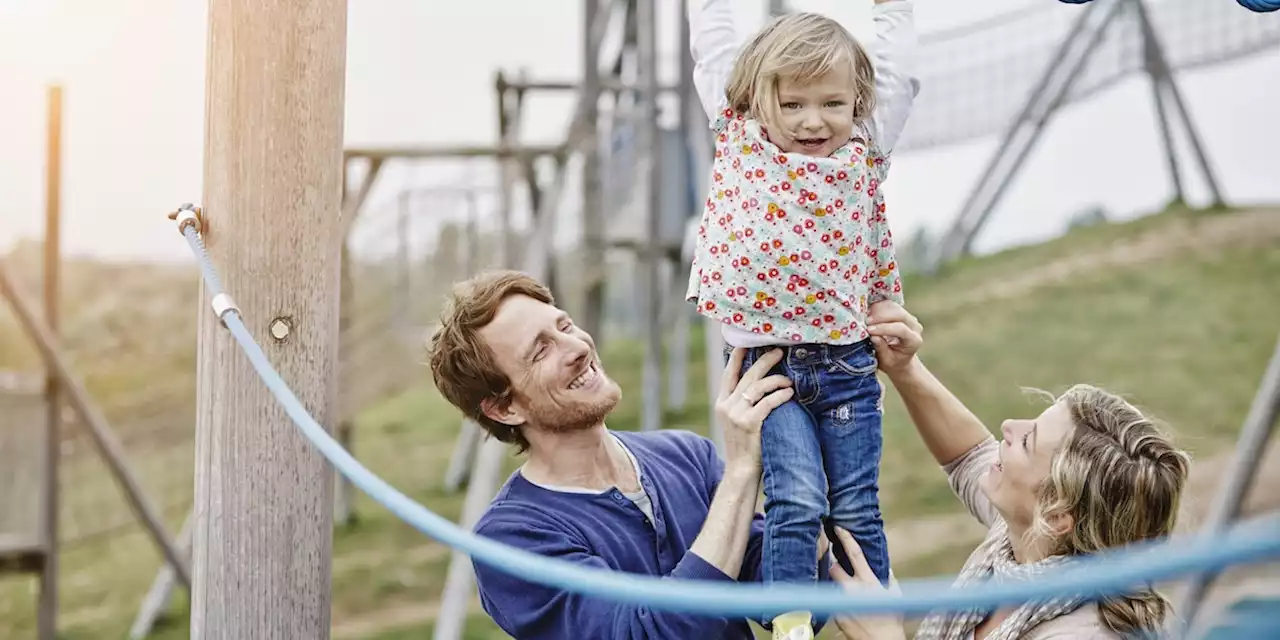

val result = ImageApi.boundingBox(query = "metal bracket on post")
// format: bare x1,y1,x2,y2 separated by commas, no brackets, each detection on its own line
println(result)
169,203,206,237
210,293,240,329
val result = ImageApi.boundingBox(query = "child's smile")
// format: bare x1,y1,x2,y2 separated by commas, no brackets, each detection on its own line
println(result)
773,64,858,157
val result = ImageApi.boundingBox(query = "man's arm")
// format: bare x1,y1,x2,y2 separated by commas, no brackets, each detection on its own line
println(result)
702,434,766,582
474,512,743,640
865,0,920,155
690,455,763,578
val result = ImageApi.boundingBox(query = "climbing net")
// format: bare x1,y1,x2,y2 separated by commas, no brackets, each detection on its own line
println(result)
170,204,1279,617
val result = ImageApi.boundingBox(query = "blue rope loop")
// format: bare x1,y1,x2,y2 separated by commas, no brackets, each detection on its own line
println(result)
1238,0,1280,13
1058,0,1278,13
175,218,1280,617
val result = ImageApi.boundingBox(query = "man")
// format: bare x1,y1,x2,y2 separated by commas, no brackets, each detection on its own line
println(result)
427,270,813,639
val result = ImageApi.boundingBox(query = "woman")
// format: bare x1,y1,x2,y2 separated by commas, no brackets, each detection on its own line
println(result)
828,302,1191,639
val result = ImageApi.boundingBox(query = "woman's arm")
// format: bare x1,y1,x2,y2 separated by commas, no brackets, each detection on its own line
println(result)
865,304,990,467
882,358,991,467
867,304,1002,525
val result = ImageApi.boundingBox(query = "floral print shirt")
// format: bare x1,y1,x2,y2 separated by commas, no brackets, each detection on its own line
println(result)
685,109,904,345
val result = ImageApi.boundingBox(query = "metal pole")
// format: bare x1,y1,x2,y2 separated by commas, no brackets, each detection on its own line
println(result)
433,130,567,640
192,0,345,634
677,0,726,452
39,82,63,640
638,0,662,432
666,0,697,413
928,1,1101,268
944,0,1125,262
464,190,479,277
581,0,606,342
1139,10,1186,207
1173,332,1280,636
397,190,411,329
1129,0,1226,210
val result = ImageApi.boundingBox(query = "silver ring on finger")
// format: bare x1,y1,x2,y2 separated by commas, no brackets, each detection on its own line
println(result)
740,391,757,405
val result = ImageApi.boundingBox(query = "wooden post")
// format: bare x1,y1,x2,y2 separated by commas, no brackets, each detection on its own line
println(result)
192,0,346,636
39,82,62,640
637,0,663,432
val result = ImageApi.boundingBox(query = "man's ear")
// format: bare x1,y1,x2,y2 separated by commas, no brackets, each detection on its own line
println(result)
480,395,525,427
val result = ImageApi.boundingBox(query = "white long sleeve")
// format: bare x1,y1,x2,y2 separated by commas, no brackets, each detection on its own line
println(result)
686,0,920,154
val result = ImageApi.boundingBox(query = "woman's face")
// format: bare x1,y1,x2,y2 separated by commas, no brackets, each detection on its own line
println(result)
980,401,1076,529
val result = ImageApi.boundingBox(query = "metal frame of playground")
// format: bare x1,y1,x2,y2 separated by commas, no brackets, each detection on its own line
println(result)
0,0,1275,638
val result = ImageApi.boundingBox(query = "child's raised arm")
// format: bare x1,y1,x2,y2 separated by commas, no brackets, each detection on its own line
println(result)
686,0,920,151
687,0,741,121
864,0,920,155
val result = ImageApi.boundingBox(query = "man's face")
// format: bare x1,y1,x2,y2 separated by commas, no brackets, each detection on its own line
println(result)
477,294,621,437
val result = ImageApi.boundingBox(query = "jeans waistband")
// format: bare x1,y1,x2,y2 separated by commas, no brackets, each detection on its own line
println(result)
725,339,873,367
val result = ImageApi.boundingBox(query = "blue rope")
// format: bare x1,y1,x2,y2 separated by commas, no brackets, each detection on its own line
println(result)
1058,0,1279,14
177,223,1280,617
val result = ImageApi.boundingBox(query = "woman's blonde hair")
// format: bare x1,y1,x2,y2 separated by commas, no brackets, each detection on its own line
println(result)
1030,384,1191,636
724,12,876,139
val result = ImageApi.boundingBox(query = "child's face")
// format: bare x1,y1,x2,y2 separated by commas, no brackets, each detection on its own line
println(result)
772,65,859,158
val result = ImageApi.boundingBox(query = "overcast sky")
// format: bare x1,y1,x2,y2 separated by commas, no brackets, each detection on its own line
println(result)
1,0,1277,263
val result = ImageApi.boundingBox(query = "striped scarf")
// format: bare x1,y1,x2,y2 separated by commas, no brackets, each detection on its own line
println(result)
915,520,1086,640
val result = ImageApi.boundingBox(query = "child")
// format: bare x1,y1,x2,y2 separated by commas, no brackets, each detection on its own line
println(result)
685,1,918,638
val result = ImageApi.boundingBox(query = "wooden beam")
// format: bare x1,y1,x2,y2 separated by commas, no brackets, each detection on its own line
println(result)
39,82,63,640
343,143,561,161
128,512,193,639
501,77,679,94
340,157,383,236
191,0,345,635
0,260,192,591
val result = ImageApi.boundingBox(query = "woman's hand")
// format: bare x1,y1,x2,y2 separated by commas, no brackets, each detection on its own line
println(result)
866,300,923,377
829,526,907,640
715,348,794,475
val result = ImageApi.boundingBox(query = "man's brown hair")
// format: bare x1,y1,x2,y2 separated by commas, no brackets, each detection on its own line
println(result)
427,270,554,453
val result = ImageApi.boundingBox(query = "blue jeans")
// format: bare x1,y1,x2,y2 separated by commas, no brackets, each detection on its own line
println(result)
729,340,890,592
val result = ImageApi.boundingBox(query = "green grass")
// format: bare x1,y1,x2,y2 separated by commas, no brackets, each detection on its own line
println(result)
1,206,1277,638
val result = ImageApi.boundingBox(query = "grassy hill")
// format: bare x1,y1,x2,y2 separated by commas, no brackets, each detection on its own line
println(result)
0,205,1277,639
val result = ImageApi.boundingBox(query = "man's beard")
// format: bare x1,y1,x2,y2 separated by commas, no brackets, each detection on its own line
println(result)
524,384,622,436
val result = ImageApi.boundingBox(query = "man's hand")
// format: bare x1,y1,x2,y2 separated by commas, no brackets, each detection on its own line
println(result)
715,348,793,475
866,301,923,378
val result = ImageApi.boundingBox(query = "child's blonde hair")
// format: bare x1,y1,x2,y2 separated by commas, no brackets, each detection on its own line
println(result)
725,13,876,140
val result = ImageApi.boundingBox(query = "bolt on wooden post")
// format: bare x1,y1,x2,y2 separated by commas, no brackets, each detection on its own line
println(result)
192,0,347,637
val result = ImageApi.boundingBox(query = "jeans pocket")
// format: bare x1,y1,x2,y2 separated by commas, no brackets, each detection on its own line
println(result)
830,347,878,378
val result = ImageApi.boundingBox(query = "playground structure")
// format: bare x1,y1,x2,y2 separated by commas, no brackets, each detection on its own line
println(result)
0,0,1278,638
